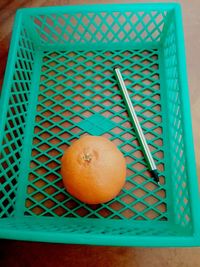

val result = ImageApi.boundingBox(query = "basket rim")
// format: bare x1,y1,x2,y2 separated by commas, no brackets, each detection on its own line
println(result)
15,3,181,16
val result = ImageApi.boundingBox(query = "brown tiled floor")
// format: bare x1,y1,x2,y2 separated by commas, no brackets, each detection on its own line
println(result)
0,0,200,266
1,240,200,267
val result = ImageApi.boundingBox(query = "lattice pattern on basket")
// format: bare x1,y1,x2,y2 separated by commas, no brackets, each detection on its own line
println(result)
163,21,191,226
0,218,189,237
25,48,167,221
32,10,167,46
0,26,35,218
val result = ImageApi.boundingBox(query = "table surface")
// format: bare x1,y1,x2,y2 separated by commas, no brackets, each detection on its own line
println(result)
0,0,200,266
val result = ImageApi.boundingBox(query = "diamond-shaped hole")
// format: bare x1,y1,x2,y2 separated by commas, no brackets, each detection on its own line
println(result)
49,126,62,134
142,110,154,117
152,104,161,112
47,149,61,157
154,150,164,159
98,208,113,218
41,110,54,117
32,149,40,157
60,132,71,140
84,90,93,97
152,63,159,70
62,100,74,107
126,156,134,164
112,138,123,146
44,185,57,195
154,126,162,134
152,83,160,90
44,89,55,96
43,199,56,209
52,105,63,112
51,115,62,123
143,121,155,129
93,105,103,112
133,94,142,101
81,111,93,117
47,160,59,169
53,206,67,216
103,89,113,96
65,199,79,209
133,149,143,158
71,126,82,134
71,116,82,123
151,73,159,80
144,209,160,219
76,207,90,217
31,206,45,215
132,188,147,198
53,94,65,101
142,59,151,65
144,195,159,205
73,105,83,112
60,121,72,128
121,144,133,153
26,199,34,208
41,121,52,128
121,194,135,204
134,175,146,185
126,168,135,177
63,90,74,97
109,201,124,211
144,181,157,191
93,95,103,101
35,154,50,163
54,192,66,202
27,186,35,194
110,127,122,136
155,189,166,199
132,162,146,171
122,132,133,140
82,100,92,107
34,126,43,134
121,209,135,219
102,100,113,107
142,99,154,106
133,104,143,112
150,54,158,61
101,110,113,118
31,192,46,202
112,116,123,123
58,143,69,151
143,89,153,95
155,203,166,213
145,132,156,140
33,178,47,188
49,137,61,145
153,115,162,123
133,202,147,212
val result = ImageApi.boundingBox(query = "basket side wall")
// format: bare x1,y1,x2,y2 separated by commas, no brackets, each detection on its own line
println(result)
0,13,36,219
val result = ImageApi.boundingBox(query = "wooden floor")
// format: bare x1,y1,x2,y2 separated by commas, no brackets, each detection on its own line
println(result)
0,0,200,266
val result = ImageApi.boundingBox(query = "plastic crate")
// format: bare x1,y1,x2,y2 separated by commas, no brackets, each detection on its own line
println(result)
0,3,199,246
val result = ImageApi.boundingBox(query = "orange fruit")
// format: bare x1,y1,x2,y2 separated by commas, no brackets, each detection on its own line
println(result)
61,135,126,204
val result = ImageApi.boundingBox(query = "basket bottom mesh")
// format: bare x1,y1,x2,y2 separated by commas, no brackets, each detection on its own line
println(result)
21,48,168,221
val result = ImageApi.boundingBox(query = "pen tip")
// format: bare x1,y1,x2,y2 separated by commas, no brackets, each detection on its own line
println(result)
150,170,159,184
113,65,120,70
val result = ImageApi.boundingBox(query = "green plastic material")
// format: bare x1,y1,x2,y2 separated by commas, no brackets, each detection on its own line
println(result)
0,3,199,246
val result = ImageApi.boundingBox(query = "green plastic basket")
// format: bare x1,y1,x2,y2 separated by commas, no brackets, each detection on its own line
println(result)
0,3,199,246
